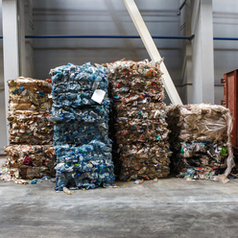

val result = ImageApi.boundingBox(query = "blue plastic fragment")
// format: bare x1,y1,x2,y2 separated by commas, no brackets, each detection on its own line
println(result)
19,85,25,92
31,179,38,184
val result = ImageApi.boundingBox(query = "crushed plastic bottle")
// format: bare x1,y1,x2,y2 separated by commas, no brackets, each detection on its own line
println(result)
134,179,144,184
31,179,38,184
14,179,28,185
63,187,71,195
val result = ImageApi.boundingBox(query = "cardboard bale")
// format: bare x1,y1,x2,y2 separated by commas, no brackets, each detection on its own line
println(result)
115,118,169,143
118,142,171,180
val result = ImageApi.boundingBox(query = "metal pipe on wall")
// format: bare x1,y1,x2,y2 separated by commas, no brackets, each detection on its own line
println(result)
25,35,190,40
0,35,237,40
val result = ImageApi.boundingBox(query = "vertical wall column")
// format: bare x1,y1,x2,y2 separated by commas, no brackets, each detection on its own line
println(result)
18,0,26,76
180,0,193,104
25,0,34,77
2,0,26,143
191,0,214,104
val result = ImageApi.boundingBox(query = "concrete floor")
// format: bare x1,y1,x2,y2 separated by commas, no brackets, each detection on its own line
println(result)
1,158,238,238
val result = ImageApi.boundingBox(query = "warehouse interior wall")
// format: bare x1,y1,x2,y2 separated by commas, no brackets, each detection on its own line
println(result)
0,0,238,152
213,0,238,104
179,0,238,105
32,0,182,87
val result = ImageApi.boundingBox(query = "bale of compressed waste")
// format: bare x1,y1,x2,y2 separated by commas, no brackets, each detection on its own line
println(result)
54,140,114,189
4,77,54,180
7,77,53,145
8,111,53,145
4,145,56,179
106,59,171,181
50,62,115,190
166,103,235,182
8,77,52,112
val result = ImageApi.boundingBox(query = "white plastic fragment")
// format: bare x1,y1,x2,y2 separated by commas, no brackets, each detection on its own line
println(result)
134,179,144,184
91,89,106,104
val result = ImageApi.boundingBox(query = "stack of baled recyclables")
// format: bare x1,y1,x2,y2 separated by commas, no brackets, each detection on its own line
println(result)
166,104,235,183
106,60,171,181
4,77,55,179
50,63,115,191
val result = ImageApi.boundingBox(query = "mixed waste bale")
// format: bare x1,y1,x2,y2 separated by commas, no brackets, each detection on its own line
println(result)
8,111,53,145
8,77,52,112
4,145,55,179
166,103,235,182
50,62,115,190
4,77,54,180
106,59,171,181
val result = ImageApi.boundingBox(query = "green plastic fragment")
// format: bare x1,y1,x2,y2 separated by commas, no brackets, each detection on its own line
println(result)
220,147,227,156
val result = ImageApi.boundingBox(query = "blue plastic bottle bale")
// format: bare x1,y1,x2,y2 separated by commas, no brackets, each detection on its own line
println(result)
51,62,114,190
